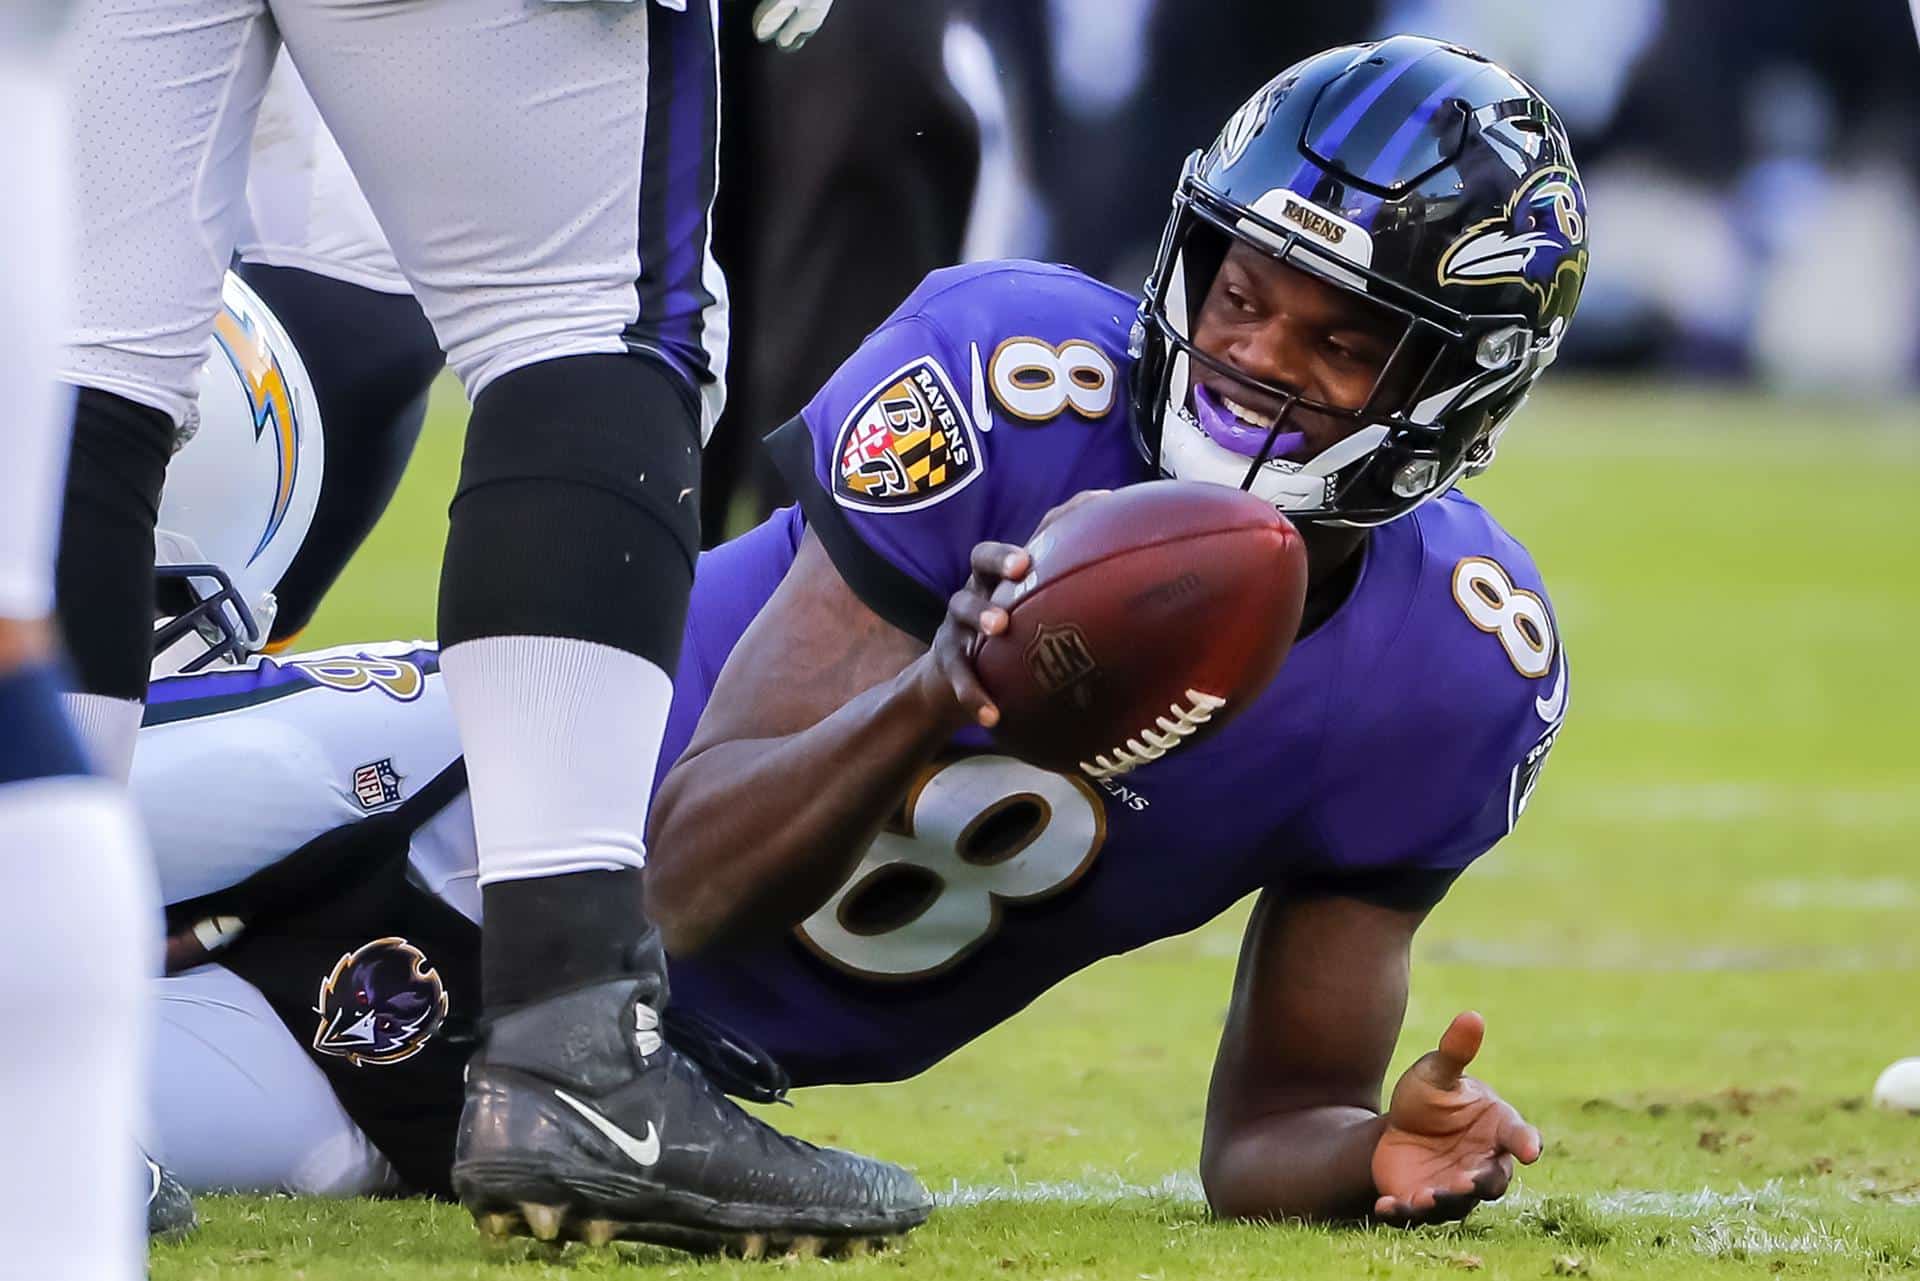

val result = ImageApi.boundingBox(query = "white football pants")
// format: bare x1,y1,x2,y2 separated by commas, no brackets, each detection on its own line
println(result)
60,0,728,433
146,965,399,1195
2,11,158,1280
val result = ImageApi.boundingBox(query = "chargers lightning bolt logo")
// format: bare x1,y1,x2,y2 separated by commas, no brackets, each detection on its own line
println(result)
212,304,301,566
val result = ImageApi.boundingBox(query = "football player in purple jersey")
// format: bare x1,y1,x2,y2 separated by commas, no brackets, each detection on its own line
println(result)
647,34,1579,1226
146,36,1582,1231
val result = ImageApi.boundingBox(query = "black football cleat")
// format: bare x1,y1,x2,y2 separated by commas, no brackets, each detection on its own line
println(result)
143,1151,197,1241
451,975,932,1257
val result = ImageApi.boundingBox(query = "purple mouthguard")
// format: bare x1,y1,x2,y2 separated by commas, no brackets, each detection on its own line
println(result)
1190,383,1307,460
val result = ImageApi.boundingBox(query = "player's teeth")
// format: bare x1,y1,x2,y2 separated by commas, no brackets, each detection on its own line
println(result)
1223,395,1278,429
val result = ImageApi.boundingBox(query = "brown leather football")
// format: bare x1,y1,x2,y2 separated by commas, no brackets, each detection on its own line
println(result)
974,480,1308,778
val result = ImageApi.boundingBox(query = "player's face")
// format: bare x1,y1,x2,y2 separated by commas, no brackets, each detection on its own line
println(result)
1190,242,1407,463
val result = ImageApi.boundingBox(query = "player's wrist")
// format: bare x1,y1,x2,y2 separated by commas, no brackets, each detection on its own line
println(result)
897,653,975,734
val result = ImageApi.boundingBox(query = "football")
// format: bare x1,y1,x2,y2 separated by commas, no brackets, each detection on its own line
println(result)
1872,1058,1920,1113
973,481,1308,778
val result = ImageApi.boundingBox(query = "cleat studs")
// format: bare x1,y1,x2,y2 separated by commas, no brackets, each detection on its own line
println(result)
788,1236,824,1259
581,1218,620,1248
844,1237,872,1257
738,1233,768,1261
477,1211,520,1239
520,1202,565,1242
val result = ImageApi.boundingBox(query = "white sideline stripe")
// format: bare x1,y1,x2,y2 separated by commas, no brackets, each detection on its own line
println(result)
1691,1222,1850,1258
935,1173,1205,1208
1559,782,1920,828
936,1177,1810,1215
1745,877,1920,911
1417,938,1920,972
1194,932,1918,971
1585,1181,1802,1214
935,1178,1858,1258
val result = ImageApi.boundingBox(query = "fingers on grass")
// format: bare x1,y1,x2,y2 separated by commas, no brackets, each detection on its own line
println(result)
1373,1196,1417,1226
1425,1191,1480,1223
1498,1110,1543,1163
1472,1156,1514,1202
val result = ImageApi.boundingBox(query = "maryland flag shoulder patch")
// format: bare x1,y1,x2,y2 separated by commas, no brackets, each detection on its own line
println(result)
832,357,982,512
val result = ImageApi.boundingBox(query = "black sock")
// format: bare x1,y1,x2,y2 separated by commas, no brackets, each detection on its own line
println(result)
481,870,666,1012
56,388,174,701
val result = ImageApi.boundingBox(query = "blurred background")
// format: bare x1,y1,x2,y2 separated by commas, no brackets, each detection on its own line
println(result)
958,0,1920,385
702,0,1920,534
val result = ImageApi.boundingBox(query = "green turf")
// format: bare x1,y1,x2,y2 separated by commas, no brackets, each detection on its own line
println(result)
154,380,1920,1279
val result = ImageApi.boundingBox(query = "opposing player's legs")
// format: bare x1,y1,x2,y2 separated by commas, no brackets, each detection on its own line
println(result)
276,0,927,1251
148,966,401,1195
0,9,162,1272
235,263,442,646
55,0,278,779
238,54,445,646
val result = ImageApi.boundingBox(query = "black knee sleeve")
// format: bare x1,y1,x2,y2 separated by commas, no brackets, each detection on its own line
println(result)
55,388,174,701
439,353,702,670
235,263,446,642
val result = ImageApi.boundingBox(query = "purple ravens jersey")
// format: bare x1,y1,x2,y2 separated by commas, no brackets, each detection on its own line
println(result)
659,261,1568,1086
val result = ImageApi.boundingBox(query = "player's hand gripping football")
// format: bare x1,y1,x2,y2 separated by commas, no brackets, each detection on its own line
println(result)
1371,1011,1542,1226
923,490,1110,730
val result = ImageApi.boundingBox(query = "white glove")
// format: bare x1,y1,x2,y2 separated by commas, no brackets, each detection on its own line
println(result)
751,0,833,50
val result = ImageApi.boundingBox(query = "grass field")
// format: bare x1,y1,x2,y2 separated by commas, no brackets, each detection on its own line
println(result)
152,381,1920,1279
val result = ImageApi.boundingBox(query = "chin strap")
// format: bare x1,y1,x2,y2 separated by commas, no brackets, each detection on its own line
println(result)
1164,396,1395,517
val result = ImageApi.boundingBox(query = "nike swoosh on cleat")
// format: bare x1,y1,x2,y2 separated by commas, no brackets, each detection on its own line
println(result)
553,1089,662,1168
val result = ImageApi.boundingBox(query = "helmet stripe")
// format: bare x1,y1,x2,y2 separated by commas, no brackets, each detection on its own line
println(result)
1350,67,1481,228
1304,46,1432,163
211,305,301,566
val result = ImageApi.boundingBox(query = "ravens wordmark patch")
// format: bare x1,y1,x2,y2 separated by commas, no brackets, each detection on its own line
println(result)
832,357,982,512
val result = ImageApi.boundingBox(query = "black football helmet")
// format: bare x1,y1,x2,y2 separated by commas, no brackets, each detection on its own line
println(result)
1132,34,1588,527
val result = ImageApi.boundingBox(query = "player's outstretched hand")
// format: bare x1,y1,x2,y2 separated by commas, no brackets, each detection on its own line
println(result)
1370,1011,1541,1226
925,490,1110,730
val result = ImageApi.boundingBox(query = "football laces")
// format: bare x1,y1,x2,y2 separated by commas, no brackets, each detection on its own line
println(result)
1081,689,1228,779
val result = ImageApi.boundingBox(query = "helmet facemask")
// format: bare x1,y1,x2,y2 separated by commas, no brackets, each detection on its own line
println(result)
1135,159,1553,528
152,537,275,678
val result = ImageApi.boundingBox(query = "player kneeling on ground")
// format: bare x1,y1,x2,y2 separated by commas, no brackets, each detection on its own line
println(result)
143,36,1579,1231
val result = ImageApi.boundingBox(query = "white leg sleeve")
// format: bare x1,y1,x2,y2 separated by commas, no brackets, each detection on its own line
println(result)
442,637,672,885
0,778,157,1281
0,36,73,619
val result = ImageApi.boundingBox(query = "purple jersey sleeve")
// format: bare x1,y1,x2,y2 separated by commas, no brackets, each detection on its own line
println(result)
763,261,1140,639
1298,493,1566,903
